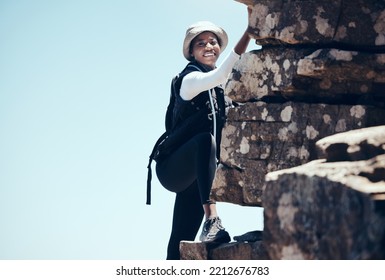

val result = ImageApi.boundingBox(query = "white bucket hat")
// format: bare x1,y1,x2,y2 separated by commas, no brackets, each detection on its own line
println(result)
183,21,228,61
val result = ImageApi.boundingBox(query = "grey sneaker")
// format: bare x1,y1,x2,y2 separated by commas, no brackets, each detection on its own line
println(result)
199,217,231,243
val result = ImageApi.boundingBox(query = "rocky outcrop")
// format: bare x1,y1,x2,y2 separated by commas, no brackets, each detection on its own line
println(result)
226,48,385,105
212,0,385,206
212,102,385,206
316,125,385,162
180,0,385,260
263,126,385,259
236,0,385,49
180,239,268,260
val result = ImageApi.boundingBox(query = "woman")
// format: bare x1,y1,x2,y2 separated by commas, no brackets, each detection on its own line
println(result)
155,10,251,260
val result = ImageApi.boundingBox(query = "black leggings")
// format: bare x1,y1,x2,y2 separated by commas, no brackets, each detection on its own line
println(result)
155,132,217,260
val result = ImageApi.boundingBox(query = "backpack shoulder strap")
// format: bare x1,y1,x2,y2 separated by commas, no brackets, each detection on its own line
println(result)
146,131,168,205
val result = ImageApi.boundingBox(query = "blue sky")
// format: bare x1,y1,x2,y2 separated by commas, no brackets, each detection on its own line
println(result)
0,0,263,260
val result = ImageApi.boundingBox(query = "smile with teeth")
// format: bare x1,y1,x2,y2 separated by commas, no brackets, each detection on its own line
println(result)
203,51,215,57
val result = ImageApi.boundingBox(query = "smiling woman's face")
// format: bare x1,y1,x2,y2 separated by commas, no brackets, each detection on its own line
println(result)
190,31,221,69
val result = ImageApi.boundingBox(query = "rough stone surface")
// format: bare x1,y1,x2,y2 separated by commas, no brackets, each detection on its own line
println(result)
316,125,385,161
212,102,385,206
233,230,263,242
179,241,209,260
226,48,385,104
236,0,385,49
263,155,385,259
179,241,269,260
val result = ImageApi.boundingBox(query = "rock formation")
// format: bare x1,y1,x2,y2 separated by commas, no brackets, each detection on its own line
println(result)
264,126,385,259
180,0,385,259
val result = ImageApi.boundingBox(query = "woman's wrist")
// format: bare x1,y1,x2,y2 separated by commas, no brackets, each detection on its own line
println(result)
234,30,251,56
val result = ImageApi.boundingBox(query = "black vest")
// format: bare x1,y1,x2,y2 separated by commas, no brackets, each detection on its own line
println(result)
171,61,227,158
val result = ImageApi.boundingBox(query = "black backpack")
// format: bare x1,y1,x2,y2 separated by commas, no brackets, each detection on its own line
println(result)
146,74,179,205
